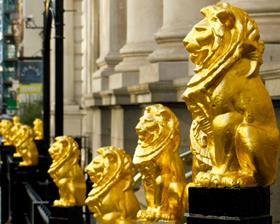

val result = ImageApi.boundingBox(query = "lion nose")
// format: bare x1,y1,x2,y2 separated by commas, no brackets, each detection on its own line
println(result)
183,36,190,48
183,35,197,52
135,122,143,133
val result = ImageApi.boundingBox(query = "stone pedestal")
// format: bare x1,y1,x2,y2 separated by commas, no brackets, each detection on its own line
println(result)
187,187,272,224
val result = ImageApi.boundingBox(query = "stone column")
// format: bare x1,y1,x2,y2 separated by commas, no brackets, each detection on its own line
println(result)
148,0,217,69
111,106,142,155
92,0,126,93
109,0,163,90
91,107,111,156
64,0,75,105
62,0,84,136
135,0,217,100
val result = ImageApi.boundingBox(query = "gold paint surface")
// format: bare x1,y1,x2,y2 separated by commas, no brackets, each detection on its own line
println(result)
0,117,39,166
133,104,187,222
86,146,140,224
33,118,43,140
48,136,86,207
0,120,14,146
183,3,280,187
11,116,22,157
14,124,39,166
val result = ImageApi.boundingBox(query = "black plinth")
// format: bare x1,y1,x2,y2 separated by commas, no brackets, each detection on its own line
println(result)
187,187,272,224
50,206,84,224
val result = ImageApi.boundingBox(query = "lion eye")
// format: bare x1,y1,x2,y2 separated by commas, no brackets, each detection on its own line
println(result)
195,26,207,32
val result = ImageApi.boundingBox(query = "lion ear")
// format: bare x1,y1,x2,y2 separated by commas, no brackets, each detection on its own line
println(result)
107,153,117,163
216,10,235,29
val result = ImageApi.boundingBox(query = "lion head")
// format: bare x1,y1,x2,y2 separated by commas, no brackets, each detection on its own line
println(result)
12,116,20,124
133,104,180,164
85,146,139,223
86,146,136,197
48,136,80,173
183,2,264,88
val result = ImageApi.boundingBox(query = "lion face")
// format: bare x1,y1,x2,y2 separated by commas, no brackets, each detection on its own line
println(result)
183,3,263,77
86,146,135,190
48,136,79,162
183,18,215,66
48,140,62,161
133,104,180,164
85,147,115,185
135,111,160,146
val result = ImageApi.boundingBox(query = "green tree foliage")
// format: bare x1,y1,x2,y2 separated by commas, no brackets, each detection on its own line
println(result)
18,100,42,126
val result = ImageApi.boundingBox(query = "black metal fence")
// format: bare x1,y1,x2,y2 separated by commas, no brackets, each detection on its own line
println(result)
0,136,94,224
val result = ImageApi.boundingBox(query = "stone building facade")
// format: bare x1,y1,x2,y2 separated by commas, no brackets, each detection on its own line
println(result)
52,0,280,222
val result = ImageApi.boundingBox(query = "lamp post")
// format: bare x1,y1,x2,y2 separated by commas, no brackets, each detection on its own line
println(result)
43,0,64,141
42,0,53,145
54,0,64,137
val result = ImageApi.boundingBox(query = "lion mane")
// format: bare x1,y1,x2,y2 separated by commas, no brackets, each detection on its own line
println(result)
182,3,279,187
48,136,86,206
184,2,264,90
86,146,140,224
133,104,186,221
133,104,181,163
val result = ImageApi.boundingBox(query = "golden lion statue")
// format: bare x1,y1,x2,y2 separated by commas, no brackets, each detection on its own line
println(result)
14,125,39,166
48,136,86,207
85,146,140,224
33,118,43,140
11,116,23,157
0,120,14,146
183,3,280,187
133,104,187,222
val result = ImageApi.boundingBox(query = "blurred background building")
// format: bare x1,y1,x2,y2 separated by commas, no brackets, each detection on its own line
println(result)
0,0,280,222
0,0,43,124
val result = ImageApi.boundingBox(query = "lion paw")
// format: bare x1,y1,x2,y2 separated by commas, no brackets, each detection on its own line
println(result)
160,210,176,221
53,199,75,207
194,172,212,187
236,174,256,187
13,152,21,158
137,208,158,221
195,171,257,187
137,207,176,221
220,173,256,187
